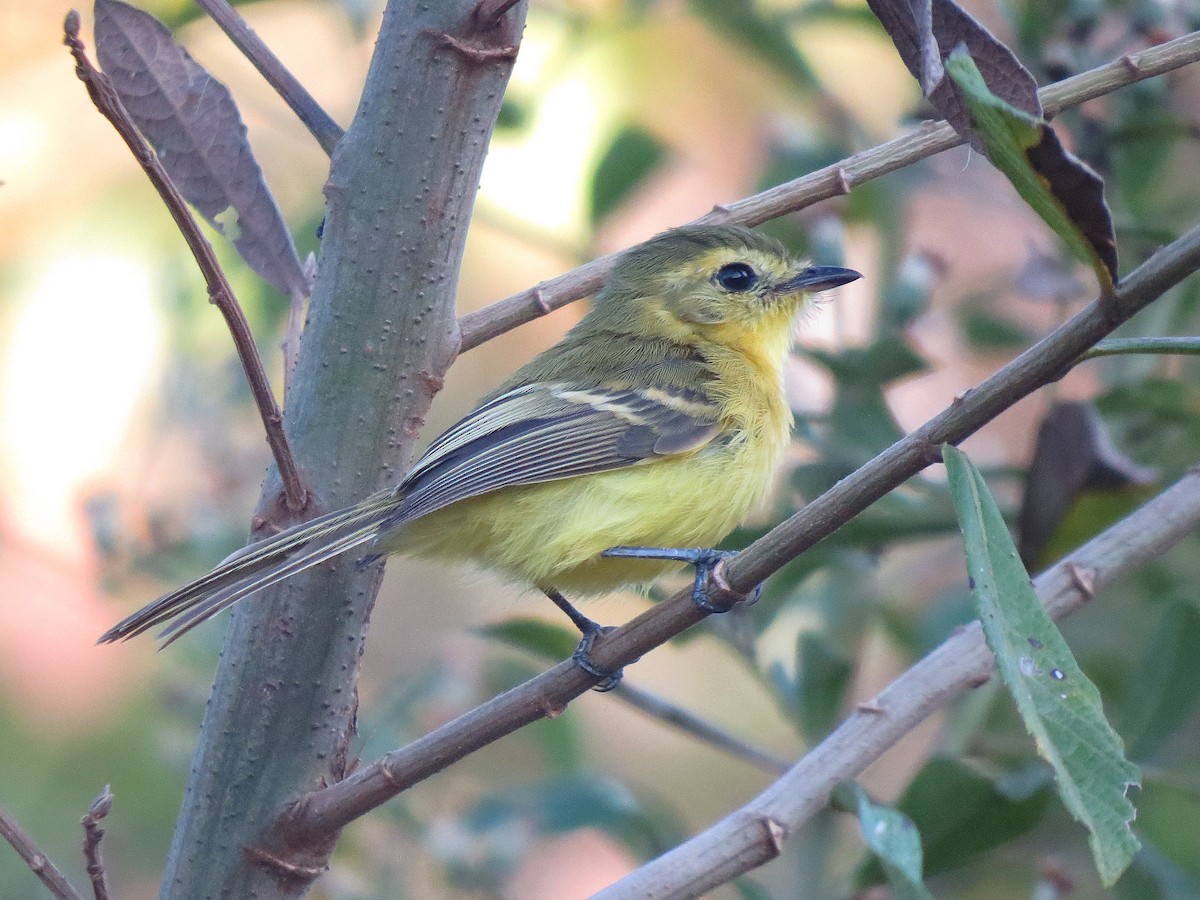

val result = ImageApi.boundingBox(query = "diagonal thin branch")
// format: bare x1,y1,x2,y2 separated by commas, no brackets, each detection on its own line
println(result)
596,468,1200,899
0,804,84,900
277,216,1200,849
63,12,309,514
456,28,1200,353
194,0,344,156
613,682,790,775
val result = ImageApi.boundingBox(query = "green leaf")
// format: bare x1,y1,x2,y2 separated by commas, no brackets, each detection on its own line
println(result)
1135,777,1200,880
836,782,933,900
794,632,853,741
689,0,819,92
465,774,680,857
894,757,1052,876
800,337,927,474
1120,601,1200,760
732,878,775,900
589,126,666,225
1123,838,1200,899
944,444,1141,885
945,49,1117,289
477,617,580,661
1017,401,1157,568
960,304,1037,350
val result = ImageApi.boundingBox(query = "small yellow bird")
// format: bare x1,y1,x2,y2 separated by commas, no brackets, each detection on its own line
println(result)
101,225,859,679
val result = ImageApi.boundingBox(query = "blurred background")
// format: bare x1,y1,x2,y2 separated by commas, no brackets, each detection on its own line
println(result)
2,0,1200,897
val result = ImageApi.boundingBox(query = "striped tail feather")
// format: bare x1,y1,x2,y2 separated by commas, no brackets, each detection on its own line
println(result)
99,490,401,645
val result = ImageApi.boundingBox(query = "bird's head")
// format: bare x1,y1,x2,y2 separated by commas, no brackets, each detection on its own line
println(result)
593,225,860,354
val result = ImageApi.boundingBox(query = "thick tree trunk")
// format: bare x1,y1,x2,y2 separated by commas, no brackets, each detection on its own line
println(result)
160,3,526,896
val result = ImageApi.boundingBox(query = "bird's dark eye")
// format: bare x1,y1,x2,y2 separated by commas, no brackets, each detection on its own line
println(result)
713,262,758,292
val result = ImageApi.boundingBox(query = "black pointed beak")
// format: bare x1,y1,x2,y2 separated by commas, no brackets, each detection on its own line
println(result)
775,265,862,294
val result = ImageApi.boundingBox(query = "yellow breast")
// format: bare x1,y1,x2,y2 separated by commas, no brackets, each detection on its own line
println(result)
401,361,792,596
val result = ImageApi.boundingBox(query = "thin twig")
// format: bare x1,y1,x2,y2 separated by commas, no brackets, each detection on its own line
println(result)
194,0,343,156
615,683,790,775
0,804,84,900
277,219,1200,849
456,28,1200,353
63,12,309,514
81,787,112,900
1080,336,1200,359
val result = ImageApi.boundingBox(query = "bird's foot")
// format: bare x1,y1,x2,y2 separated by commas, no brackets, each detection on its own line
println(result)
543,587,622,691
601,546,762,613
571,622,622,692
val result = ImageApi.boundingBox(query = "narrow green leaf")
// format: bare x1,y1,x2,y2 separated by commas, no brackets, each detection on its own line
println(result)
895,757,1052,875
1121,601,1200,760
589,126,666,225
960,305,1036,350
836,781,932,900
945,50,1117,290
689,0,819,91
794,632,853,741
1135,777,1200,880
477,617,579,661
944,444,1141,885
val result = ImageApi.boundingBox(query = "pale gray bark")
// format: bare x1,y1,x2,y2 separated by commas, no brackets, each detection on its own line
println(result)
160,3,526,896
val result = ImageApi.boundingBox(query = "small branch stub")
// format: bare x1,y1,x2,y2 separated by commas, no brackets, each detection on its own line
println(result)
81,787,113,900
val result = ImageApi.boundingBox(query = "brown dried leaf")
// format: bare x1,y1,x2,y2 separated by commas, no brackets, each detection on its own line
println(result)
866,0,1041,152
947,51,1118,289
94,0,308,298
1024,126,1118,284
1017,402,1157,566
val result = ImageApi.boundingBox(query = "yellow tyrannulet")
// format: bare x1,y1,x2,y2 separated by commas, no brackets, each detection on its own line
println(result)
101,225,859,678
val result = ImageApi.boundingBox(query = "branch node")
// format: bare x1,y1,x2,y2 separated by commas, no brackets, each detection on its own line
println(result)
244,845,328,881
418,369,446,395
1120,52,1141,74
1067,563,1096,601
531,287,552,315
703,558,744,611
856,700,885,714
378,763,403,791
432,31,518,63
0,804,84,900
540,694,568,719
969,671,992,689
916,440,944,467
759,816,787,855
833,166,852,196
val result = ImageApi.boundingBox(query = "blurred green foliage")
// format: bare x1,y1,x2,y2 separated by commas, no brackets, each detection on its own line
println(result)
7,0,1200,898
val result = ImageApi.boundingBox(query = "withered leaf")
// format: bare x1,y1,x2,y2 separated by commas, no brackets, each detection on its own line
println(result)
1018,402,1157,567
1024,127,1119,283
94,0,309,299
867,0,1040,152
946,50,1118,289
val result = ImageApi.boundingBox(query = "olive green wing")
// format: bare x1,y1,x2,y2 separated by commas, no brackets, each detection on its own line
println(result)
386,380,722,527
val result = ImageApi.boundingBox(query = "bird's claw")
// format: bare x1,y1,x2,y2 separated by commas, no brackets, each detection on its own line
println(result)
572,624,622,691
601,546,763,613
